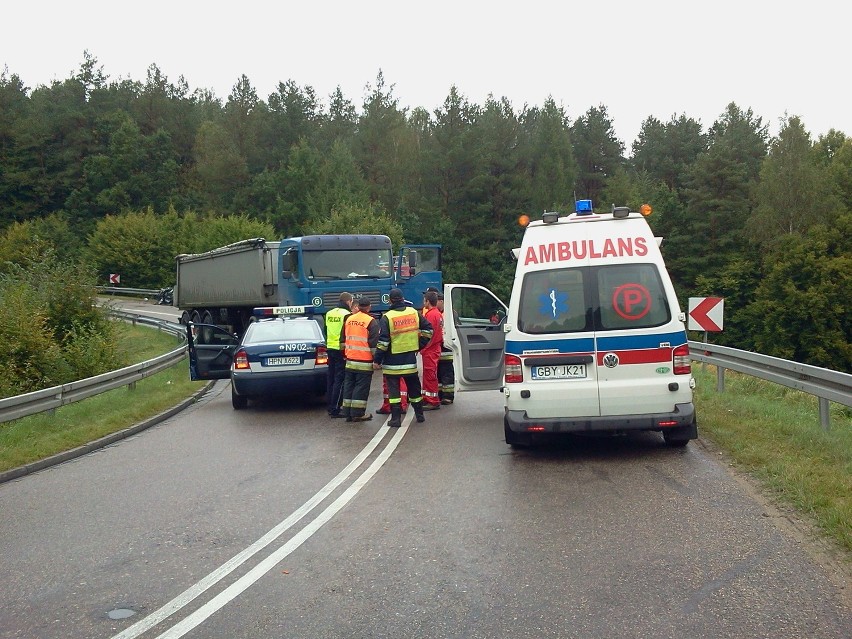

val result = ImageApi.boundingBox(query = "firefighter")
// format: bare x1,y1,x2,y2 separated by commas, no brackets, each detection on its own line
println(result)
373,288,432,428
341,297,380,422
326,291,353,417
420,289,443,410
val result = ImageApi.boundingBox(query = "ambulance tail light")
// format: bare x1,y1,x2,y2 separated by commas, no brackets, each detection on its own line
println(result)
505,354,523,383
673,344,691,375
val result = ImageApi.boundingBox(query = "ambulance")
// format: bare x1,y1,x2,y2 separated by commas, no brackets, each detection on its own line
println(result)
442,201,697,448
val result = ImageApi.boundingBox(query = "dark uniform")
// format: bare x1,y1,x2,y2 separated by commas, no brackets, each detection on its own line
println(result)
341,298,380,422
325,293,352,417
374,288,433,428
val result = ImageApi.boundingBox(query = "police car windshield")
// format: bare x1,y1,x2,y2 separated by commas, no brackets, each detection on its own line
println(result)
246,320,320,343
303,249,393,280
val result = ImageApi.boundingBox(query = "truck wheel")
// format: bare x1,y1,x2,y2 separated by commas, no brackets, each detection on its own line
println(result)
232,387,248,410
504,417,530,449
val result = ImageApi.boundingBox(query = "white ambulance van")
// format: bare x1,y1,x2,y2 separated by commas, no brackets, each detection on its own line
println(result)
443,201,697,448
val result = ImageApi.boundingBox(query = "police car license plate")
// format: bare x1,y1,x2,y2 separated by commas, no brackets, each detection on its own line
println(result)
266,356,301,366
531,364,586,379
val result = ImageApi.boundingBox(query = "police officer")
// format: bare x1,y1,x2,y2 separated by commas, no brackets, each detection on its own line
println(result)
326,292,353,417
373,288,433,428
341,297,380,422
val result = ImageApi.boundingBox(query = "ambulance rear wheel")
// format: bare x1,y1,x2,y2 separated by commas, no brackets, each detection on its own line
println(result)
504,418,530,449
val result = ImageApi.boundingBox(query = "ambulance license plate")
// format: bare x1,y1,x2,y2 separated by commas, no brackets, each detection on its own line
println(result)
531,364,586,379
266,356,301,366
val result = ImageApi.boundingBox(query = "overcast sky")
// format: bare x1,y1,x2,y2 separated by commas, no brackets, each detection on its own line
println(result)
2,1,846,147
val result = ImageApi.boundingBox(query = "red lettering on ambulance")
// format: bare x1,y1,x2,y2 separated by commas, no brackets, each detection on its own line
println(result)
524,236,648,265
524,246,539,265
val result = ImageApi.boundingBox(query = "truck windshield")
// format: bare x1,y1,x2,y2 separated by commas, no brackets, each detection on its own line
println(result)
302,249,393,280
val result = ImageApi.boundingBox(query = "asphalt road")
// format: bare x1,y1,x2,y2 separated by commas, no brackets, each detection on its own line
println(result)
0,301,849,638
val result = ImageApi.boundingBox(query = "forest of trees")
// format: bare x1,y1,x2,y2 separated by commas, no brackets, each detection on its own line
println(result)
1,52,849,386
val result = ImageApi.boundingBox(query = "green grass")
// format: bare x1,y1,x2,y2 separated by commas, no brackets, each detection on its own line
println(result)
0,324,207,472
693,365,852,556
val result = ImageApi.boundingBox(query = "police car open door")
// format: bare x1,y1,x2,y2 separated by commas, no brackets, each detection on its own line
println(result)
442,284,508,392
186,322,239,381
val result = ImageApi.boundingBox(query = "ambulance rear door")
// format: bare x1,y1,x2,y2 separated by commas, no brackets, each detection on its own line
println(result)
442,284,508,392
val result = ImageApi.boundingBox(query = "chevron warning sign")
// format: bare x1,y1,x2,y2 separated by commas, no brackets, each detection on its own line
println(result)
688,297,724,332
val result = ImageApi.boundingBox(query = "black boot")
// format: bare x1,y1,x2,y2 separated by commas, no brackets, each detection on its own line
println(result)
388,405,402,428
413,402,425,423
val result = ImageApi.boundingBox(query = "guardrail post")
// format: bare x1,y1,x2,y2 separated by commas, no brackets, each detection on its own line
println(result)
818,398,830,431
716,366,725,393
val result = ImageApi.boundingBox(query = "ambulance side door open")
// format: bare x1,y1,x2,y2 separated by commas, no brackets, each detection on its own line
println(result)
442,284,507,392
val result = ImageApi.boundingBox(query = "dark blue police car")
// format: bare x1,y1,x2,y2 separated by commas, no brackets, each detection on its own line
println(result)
187,307,328,409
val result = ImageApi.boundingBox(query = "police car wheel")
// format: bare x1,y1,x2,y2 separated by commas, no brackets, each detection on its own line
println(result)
232,388,248,410
504,418,530,449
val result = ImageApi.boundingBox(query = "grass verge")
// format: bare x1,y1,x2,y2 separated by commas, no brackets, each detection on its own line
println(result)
693,365,851,557
0,323,207,473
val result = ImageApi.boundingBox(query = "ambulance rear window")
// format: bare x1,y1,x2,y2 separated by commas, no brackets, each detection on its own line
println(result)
518,268,589,334
596,264,671,330
517,264,671,334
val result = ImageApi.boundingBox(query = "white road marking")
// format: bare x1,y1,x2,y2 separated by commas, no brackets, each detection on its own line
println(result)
111,415,411,639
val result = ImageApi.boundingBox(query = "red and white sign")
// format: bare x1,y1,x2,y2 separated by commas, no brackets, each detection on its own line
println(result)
109,273,120,285
688,297,724,332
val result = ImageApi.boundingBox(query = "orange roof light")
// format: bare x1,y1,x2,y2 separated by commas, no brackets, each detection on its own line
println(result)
640,204,653,217
518,214,530,227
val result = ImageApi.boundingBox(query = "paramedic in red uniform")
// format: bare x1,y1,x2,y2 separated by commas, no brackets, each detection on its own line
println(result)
420,289,443,410
373,288,432,428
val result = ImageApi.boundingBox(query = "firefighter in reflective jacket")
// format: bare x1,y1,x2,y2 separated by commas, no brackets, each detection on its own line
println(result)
373,288,433,428
341,297,380,422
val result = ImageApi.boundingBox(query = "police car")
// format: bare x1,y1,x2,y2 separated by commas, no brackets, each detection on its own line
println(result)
187,306,328,409
442,201,697,448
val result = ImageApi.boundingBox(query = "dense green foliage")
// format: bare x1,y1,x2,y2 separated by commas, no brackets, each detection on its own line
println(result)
0,247,122,397
1,55,850,371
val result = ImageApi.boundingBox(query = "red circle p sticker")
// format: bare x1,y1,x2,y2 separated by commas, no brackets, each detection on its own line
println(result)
612,283,651,320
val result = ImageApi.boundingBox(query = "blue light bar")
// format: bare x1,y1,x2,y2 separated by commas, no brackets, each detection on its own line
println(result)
575,200,594,215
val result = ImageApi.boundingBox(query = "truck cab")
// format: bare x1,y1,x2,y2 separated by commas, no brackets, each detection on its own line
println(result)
278,235,441,314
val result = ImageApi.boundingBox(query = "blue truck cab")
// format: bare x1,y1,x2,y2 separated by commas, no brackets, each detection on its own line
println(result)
278,235,441,314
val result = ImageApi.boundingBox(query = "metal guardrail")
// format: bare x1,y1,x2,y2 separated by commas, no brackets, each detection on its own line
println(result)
0,311,186,424
689,341,852,430
96,286,162,298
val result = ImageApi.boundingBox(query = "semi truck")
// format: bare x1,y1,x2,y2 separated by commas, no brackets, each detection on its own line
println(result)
174,235,441,335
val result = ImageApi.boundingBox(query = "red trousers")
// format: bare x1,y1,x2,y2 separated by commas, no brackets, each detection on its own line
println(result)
420,346,441,407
